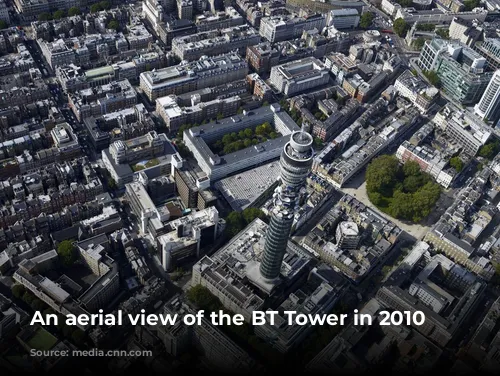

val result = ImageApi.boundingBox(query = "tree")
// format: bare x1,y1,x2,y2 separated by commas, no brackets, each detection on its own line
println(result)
381,266,392,276
436,28,449,39
90,3,102,13
413,37,425,50
449,156,463,172
255,124,264,136
31,299,46,311
57,240,77,266
416,23,435,31
478,140,500,160
225,211,245,237
107,178,117,190
359,12,374,29
242,207,265,224
397,0,413,5
11,284,25,299
393,18,408,37
107,19,119,31
366,155,441,223
463,0,479,10
71,329,86,346
53,10,66,19
187,285,223,312
43,308,55,317
61,323,74,338
68,6,81,16
244,128,253,138
313,137,323,149
423,70,440,87
22,291,35,304
216,113,224,120
38,12,52,21
366,155,400,196
403,160,422,177
99,0,111,9
0,20,7,29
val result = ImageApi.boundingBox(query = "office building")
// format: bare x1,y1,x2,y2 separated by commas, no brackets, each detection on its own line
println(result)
195,7,244,31
171,25,260,61
424,174,495,279
50,123,81,161
326,9,360,29
142,0,165,30
448,17,482,47
418,38,492,104
158,296,256,371
396,140,455,188
102,131,182,187
157,206,220,270
474,70,500,123
192,217,312,321
178,0,193,19
260,130,314,281
475,38,500,70
173,167,215,209
270,57,330,96
376,242,485,347
395,8,487,25
335,221,360,249
259,14,326,43
254,265,347,353
214,161,281,212
433,104,491,154
156,94,240,133
183,104,300,181
394,70,439,113
139,53,248,101
68,79,137,122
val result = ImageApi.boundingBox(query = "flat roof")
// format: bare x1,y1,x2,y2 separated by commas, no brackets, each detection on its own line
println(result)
85,65,114,79
215,161,281,211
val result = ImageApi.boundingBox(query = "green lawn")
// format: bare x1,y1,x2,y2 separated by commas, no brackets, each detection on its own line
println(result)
131,158,159,172
145,158,159,168
27,328,58,350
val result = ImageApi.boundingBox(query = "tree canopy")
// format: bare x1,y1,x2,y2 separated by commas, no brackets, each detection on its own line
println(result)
212,123,278,155
11,284,25,299
225,208,266,238
449,156,463,172
413,38,425,49
436,28,449,39
187,285,223,312
393,18,409,37
107,19,119,30
478,140,500,160
68,6,81,16
423,70,440,87
416,23,435,31
359,12,374,29
38,12,52,21
463,0,479,10
57,240,77,266
366,155,441,223
53,10,66,19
